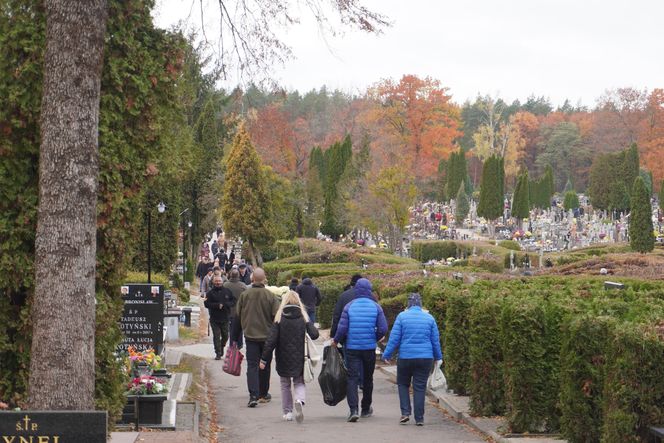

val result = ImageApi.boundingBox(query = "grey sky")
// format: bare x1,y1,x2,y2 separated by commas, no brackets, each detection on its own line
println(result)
154,0,664,107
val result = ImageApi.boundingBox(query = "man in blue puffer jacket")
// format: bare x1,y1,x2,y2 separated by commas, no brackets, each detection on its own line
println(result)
382,293,443,426
332,278,388,422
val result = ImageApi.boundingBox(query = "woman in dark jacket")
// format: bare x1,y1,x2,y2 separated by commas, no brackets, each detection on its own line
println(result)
260,291,319,423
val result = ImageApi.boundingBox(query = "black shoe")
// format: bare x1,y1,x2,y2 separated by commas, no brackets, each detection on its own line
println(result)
214,355,222,360
416,421,424,426
400,415,410,424
347,410,359,422
360,407,373,418
248,398,258,408
258,393,271,403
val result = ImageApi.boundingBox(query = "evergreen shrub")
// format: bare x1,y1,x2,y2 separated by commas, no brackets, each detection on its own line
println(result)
411,241,472,262
469,296,505,416
444,291,472,394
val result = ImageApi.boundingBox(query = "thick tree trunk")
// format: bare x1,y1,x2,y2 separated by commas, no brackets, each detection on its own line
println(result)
29,0,107,410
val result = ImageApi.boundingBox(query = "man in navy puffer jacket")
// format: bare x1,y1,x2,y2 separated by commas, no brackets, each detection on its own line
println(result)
382,293,443,426
332,278,388,422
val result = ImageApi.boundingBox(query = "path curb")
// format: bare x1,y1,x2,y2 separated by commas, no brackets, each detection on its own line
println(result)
378,366,564,443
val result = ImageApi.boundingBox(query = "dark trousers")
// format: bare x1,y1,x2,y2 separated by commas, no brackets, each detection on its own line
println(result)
245,340,272,399
397,358,433,422
229,316,243,348
345,349,376,413
210,320,229,357
306,307,316,324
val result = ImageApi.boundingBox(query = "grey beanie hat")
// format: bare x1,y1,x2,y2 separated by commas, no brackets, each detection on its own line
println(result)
407,293,422,308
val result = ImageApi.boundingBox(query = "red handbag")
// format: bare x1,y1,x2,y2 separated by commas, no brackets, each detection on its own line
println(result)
223,343,244,376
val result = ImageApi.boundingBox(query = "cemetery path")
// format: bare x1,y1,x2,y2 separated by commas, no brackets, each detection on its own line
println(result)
204,337,487,443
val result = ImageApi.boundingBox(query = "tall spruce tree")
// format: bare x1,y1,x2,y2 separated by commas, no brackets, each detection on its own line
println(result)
320,136,352,239
220,123,272,266
659,180,664,207
446,150,467,202
544,164,555,196
629,176,654,253
455,181,470,226
563,191,580,211
512,171,530,221
478,155,504,223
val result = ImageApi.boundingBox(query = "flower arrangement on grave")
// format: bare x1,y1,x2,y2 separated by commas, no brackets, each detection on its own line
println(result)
124,346,162,377
126,376,168,395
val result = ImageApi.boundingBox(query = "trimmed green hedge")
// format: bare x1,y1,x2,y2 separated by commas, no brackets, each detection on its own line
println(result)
443,291,472,395
411,241,473,262
423,276,664,438
498,240,521,251
469,296,505,416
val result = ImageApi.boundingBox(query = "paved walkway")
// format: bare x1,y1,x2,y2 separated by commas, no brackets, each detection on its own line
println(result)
204,347,486,443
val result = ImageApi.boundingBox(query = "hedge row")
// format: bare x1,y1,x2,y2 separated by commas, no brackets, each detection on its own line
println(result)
411,240,474,262
426,277,664,440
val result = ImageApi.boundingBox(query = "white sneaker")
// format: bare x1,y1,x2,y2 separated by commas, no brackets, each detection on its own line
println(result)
294,400,304,423
283,412,293,421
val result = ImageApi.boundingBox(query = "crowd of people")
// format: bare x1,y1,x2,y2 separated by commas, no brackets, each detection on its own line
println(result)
196,244,443,426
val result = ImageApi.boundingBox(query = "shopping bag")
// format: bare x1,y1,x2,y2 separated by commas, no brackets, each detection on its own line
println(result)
318,345,347,406
428,360,447,391
303,333,319,383
223,343,244,376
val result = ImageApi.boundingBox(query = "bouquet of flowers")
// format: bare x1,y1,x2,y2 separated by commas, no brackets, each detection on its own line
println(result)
124,346,162,376
126,376,168,395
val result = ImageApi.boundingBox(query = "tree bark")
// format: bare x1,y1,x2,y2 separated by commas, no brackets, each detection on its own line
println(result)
29,0,107,410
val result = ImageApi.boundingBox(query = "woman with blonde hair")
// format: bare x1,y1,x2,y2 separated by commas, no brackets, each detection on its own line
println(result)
260,290,319,423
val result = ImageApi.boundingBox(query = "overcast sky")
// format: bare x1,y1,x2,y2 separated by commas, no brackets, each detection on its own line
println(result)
154,0,664,107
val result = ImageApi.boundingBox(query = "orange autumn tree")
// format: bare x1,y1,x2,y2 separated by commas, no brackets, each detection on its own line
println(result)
247,103,298,176
365,75,461,179
639,88,664,188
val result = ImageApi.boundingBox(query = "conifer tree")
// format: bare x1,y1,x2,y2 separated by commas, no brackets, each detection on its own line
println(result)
478,155,504,222
455,181,470,226
220,123,272,266
563,191,580,211
544,164,555,198
659,180,664,208
629,176,654,253
512,171,530,221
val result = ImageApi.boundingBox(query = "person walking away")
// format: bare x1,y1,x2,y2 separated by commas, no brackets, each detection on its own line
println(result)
382,293,442,426
289,278,299,292
332,278,388,422
330,274,363,339
196,256,211,293
259,291,319,423
204,275,237,360
238,263,252,285
232,268,280,407
226,247,236,273
224,269,247,349
216,248,228,270
296,276,322,324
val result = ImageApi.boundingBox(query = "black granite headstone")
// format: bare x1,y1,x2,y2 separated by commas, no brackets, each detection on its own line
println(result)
119,283,164,354
0,411,106,442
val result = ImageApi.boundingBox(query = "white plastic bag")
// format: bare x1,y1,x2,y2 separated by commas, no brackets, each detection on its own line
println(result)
304,333,321,383
428,360,447,391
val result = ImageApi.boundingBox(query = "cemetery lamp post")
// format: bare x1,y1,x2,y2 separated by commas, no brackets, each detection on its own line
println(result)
147,201,167,283
179,208,190,279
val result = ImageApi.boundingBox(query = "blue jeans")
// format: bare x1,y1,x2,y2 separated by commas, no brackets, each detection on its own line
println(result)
397,358,432,422
307,308,316,324
345,349,375,413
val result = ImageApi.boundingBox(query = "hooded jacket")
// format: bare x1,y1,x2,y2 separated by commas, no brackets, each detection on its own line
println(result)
260,305,319,377
333,279,388,350
382,306,443,361
296,278,322,310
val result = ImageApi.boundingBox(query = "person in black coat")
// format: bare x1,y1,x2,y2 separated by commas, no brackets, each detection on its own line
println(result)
296,276,322,324
238,263,252,285
260,291,319,422
330,274,363,339
204,275,236,359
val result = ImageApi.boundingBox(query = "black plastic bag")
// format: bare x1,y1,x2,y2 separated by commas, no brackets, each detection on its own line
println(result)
318,345,348,406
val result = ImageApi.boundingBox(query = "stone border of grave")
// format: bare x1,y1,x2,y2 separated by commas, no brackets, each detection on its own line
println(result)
378,365,566,443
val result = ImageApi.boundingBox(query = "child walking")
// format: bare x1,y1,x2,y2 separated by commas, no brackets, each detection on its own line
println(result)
260,290,319,423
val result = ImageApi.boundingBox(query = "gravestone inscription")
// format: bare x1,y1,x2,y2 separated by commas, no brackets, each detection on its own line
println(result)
119,283,164,354
0,411,106,442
